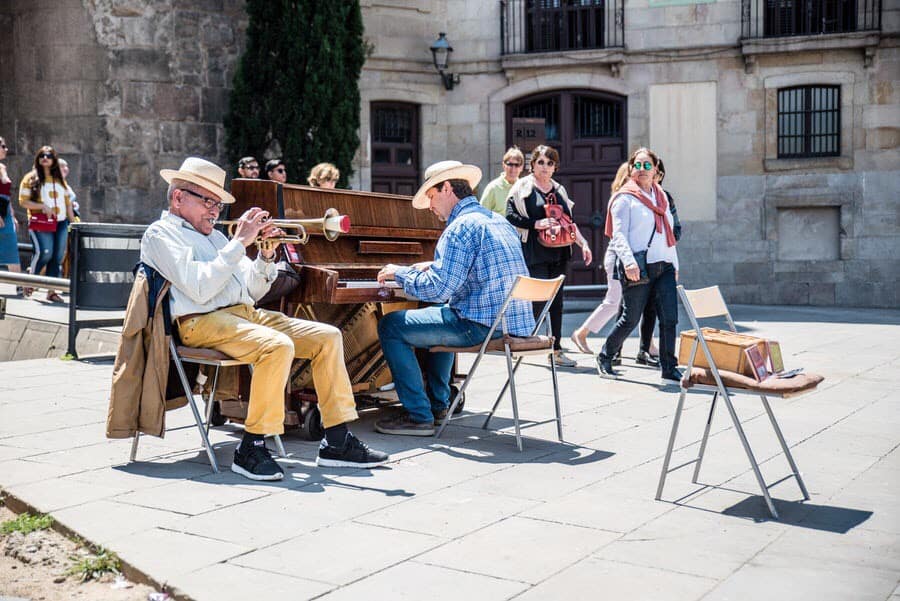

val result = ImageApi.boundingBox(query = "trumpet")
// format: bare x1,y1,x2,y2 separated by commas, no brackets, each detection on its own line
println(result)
216,208,351,253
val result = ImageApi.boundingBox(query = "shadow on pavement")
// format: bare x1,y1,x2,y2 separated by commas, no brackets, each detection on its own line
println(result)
721,496,873,532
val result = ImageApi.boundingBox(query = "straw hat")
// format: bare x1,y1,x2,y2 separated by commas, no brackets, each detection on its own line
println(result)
159,157,235,204
411,160,482,209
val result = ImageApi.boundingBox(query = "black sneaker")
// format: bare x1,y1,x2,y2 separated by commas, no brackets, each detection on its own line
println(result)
432,407,449,422
636,350,660,367
375,413,435,436
596,354,619,380
316,433,390,468
231,440,284,481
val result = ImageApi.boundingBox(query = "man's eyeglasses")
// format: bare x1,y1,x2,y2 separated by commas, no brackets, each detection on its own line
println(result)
504,161,523,168
180,188,225,211
534,159,555,167
632,161,654,171
39,153,54,159
244,165,260,171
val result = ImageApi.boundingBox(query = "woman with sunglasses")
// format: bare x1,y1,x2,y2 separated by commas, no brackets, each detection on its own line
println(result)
596,147,681,383
0,136,24,295
18,145,76,303
480,147,524,215
506,145,592,368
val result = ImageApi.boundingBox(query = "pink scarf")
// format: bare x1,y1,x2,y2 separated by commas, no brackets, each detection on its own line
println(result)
604,181,676,247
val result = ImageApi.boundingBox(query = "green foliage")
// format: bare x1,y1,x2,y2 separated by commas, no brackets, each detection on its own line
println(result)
225,0,366,188
66,548,121,582
0,513,53,535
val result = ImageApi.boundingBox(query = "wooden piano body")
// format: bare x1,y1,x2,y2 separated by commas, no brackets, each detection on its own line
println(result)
215,178,445,435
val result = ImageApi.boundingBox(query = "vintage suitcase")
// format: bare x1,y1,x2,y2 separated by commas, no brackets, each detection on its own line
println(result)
678,328,769,377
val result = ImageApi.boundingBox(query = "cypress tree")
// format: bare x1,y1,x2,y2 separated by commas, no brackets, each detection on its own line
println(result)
225,0,365,188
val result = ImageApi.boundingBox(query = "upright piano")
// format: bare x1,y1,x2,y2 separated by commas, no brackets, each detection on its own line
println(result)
218,178,445,435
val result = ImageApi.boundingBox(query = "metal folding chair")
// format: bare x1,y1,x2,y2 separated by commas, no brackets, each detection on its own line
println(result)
433,274,565,451
656,285,819,519
129,340,286,473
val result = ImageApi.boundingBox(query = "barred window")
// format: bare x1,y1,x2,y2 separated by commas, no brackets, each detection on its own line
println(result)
777,85,840,158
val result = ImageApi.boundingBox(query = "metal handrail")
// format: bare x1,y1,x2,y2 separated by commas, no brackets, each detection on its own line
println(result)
0,271,69,292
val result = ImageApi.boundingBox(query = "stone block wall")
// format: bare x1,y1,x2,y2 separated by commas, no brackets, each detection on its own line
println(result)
0,0,248,226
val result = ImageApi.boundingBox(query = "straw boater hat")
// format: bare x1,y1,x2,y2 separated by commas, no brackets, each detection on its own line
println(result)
411,160,482,209
160,157,235,204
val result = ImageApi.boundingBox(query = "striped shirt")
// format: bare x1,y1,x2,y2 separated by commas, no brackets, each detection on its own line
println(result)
395,196,535,337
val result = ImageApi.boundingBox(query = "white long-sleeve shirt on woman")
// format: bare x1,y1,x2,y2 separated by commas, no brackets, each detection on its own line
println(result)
140,211,277,319
607,188,679,271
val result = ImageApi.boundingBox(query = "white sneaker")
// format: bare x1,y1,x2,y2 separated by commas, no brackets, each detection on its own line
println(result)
549,351,577,367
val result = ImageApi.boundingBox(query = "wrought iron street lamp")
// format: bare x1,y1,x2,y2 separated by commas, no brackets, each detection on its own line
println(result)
430,32,460,90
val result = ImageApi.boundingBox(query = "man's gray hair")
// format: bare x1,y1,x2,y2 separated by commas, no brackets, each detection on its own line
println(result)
166,178,191,203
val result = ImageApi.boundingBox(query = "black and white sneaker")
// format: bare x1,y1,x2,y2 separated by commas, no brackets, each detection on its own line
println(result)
316,433,390,468
231,440,284,481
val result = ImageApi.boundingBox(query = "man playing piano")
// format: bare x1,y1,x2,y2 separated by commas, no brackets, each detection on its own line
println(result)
142,157,389,481
375,161,535,436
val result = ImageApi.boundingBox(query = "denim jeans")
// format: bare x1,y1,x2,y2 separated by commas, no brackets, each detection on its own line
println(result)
378,305,498,424
601,261,678,372
28,220,69,278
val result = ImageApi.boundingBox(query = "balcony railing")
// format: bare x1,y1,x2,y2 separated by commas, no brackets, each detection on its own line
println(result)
501,0,624,55
742,0,881,39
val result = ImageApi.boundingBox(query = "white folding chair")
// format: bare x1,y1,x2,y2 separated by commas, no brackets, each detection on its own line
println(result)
433,274,565,451
129,340,286,473
656,285,822,519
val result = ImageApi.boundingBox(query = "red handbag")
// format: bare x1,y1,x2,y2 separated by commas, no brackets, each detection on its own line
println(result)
29,212,58,232
536,191,577,248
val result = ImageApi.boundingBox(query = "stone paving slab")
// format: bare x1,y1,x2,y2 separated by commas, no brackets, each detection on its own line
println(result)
1,304,899,600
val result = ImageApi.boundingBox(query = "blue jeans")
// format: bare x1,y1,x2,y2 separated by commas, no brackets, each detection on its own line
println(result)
29,220,69,278
378,305,498,424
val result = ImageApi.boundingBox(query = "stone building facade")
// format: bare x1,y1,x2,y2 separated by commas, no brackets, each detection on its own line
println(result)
0,0,897,307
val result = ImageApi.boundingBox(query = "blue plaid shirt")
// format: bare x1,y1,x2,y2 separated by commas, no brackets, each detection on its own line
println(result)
395,196,536,337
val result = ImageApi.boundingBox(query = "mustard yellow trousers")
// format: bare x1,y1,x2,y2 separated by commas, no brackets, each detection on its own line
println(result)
177,304,358,435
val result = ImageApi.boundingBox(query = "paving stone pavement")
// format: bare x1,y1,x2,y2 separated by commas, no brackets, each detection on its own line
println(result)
1,303,899,601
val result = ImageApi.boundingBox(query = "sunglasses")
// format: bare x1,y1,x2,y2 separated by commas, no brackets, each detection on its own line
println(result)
632,161,654,171
180,188,225,211
0,144,8,150
243,164,260,170
273,167,286,173
39,152,54,159
504,161,523,168
534,159,555,167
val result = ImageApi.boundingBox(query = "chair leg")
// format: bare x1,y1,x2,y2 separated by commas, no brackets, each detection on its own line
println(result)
483,356,523,430
550,351,563,442
271,434,287,458
692,391,719,483
129,431,140,463
656,388,688,500
504,346,523,451
172,352,220,473
760,394,810,500
204,366,221,435
719,389,778,519
436,371,476,439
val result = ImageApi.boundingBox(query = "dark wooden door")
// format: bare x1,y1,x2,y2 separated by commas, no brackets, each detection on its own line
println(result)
371,102,419,195
507,90,627,292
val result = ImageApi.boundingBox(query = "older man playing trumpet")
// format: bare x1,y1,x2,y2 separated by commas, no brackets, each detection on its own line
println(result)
141,157,388,481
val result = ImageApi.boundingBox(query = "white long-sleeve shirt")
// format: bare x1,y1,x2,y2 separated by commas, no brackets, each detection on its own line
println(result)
140,211,277,320
607,189,679,271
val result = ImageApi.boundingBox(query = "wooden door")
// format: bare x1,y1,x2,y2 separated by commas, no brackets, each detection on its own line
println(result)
371,102,419,195
507,90,627,292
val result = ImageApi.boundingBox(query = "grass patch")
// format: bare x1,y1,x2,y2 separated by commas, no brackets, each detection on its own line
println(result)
1,512,53,535
67,548,121,582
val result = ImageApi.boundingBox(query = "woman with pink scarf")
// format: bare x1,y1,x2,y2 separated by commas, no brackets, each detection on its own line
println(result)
595,147,681,383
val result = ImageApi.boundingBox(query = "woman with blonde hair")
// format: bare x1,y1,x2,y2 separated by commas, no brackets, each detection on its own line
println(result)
307,162,339,188
570,161,630,355
18,145,76,303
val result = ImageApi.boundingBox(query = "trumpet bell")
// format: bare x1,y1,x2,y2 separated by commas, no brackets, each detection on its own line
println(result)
322,208,351,242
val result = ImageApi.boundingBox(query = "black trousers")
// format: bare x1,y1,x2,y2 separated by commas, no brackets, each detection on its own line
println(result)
615,295,657,353
528,259,566,351
601,262,678,371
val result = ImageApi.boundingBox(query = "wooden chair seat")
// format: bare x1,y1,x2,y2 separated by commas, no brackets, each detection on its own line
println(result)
683,368,824,398
176,345,235,363
429,334,554,354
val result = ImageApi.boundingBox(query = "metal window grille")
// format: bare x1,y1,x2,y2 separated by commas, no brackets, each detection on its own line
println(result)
777,85,841,158
373,107,412,144
574,95,621,139
501,0,624,54
742,0,881,39
510,96,561,141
